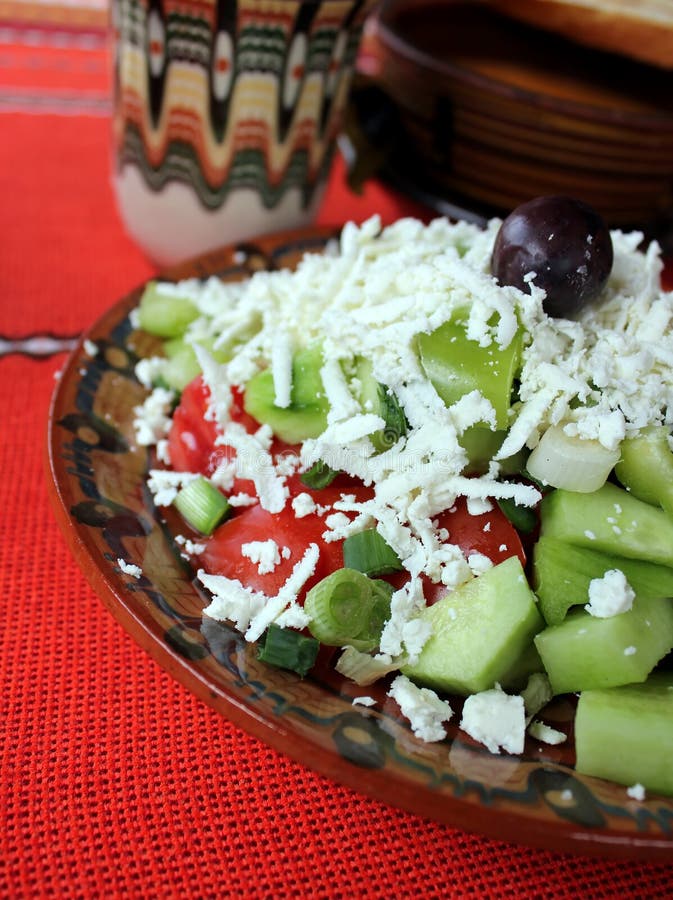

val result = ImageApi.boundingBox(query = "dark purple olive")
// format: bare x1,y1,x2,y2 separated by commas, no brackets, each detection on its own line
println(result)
491,196,613,318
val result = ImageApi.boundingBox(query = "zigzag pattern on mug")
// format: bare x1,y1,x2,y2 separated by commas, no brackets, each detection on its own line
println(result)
119,123,337,209
112,0,369,207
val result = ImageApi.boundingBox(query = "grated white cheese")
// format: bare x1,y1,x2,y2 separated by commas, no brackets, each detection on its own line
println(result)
133,386,175,446
321,357,361,423
585,569,635,618
527,720,567,745
135,356,167,389
292,492,317,518
147,469,199,507
198,571,266,633
227,492,258,508
117,558,142,579
387,674,453,742
156,438,171,465
174,535,206,555
193,345,233,427
460,685,526,755
352,696,376,707
198,545,318,639
627,783,646,801
274,453,301,476
467,552,493,577
271,331,293,408
467,496,493,516
378,579,432,663
241,540,282,575
214,422,288,513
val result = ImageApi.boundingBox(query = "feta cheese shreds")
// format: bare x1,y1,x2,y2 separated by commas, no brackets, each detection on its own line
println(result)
387,675,453,742
174,535,206,555
214,422,288,513
460,686,526,755
527,720,567,746
117,558,142,579
271,331,293,408
627,783,646,801
292,492,317,518
198,544,318,642
227,492,257,508
240,540,282,575
198,572,266,634
133,386,175,446
585,569,635,618
147,470,199,507
378,580,432,663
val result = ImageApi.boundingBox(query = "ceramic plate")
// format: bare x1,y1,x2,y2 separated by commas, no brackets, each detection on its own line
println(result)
47,228,673,859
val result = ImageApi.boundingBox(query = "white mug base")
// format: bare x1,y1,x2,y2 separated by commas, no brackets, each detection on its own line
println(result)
113,164,326,267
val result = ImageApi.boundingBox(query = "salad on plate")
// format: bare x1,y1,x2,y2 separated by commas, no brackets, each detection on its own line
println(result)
130,196,673,799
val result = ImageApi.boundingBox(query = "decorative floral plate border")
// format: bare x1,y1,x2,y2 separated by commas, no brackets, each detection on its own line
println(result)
46,227,673,859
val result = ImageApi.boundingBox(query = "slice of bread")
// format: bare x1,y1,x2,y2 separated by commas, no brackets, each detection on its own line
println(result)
483,0,673,68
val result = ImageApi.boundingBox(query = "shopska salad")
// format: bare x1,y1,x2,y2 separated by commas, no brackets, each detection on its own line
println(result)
131,197,673,799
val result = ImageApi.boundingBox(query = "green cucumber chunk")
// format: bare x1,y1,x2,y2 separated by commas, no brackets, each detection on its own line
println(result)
160,339,202,391
533,536,673,625
615,426,673,519
539,483,673,568
416,308,522,429
575,673,673,796
173,476,231,534
459,426,506,473
243,344,329,443
138,282,199,338
499,642,545,692
402,556,544,696
534,595,673,695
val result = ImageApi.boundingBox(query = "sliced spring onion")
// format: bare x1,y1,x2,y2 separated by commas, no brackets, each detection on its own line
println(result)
348,579,393,652
256,624,319,677
371,383,408,453
304,569,372,644
343,528,403,576
300,459,340,489
173,476,230,534
305,569,393,651
138,282,199,338
525,425,620,493
496,498,538,534
335,646,407,686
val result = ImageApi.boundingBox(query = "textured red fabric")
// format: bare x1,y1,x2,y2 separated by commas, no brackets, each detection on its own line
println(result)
2,16,673,900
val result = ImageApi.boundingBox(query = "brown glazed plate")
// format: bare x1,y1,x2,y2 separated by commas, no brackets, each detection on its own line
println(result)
47,227,673,859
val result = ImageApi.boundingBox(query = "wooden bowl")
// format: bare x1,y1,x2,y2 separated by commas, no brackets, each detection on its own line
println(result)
367,0,673,232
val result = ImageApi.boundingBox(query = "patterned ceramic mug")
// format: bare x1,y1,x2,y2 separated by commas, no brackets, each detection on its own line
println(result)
111,0,375,265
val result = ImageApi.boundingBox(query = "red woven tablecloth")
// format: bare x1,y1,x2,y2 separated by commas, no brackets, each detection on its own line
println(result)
1,8,672,897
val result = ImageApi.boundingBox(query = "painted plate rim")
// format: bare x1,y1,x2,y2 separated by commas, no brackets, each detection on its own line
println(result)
46,226,673,860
